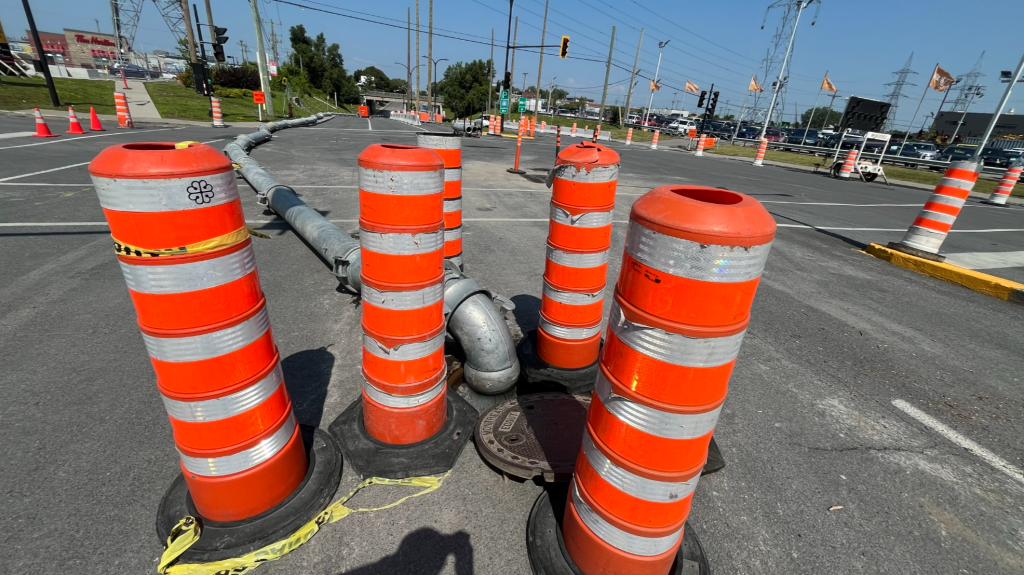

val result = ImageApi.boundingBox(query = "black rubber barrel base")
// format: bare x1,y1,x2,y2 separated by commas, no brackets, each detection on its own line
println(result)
980,199,1009,207
328,393,476,480
508,168,527,174
702,436,726,476
527,485,711,575
155,426,343,564
518,329,599,395
885,242,946,263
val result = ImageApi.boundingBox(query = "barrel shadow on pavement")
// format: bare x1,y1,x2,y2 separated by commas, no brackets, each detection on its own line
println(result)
282,346,335,427
340,528,474,575
510,294,541,334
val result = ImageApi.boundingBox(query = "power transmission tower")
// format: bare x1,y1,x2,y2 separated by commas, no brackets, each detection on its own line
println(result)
951,52,985,111
110,0,144,62
882,52,917,132
753,0,820,128
151,0,187,44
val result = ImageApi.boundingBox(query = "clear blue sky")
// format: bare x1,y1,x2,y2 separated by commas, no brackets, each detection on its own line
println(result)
4,0,1024,129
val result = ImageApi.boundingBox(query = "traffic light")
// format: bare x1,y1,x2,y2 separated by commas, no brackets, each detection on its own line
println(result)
559,35,570,58
697,91,707,108
503,71,512,90
211,26,228,63
706,91,719,116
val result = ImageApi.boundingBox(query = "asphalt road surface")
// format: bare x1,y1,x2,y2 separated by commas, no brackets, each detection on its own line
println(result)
1,114,1022,574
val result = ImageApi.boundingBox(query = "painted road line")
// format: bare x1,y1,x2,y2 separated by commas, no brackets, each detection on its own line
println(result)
0,132,37,140
760,202,923,207
0,162,91,182
367,118,372,131
0,126,184,150
940,251,1024,270
892,399,1024,487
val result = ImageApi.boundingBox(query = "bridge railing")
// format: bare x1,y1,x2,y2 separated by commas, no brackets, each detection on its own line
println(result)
362,89,444,104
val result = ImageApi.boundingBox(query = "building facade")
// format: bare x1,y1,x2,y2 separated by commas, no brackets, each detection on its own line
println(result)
63,29,122,68
931,111,1023,139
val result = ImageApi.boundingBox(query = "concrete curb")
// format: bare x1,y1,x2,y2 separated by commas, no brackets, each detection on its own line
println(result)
864,243,1024,305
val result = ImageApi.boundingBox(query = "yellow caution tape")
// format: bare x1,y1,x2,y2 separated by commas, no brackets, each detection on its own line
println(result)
175,141,200,149
158,471,450,575
113,227,268,258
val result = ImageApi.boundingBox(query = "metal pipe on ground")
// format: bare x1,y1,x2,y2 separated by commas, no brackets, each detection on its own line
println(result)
224,116,521,396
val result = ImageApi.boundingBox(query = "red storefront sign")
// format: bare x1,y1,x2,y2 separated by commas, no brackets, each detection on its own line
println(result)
74,34,115,47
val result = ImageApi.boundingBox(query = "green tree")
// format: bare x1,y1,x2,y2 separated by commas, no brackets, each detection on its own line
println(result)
549,88,568,105
800,106,842,130
436,59,493,117
353,66,390,91
282,25,360,103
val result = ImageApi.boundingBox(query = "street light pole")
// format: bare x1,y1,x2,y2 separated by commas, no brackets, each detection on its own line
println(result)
643,40,669,126
501,0,514,134
396,62,420,112
423,56,447,117
971,50,1024,160
759,0,812,138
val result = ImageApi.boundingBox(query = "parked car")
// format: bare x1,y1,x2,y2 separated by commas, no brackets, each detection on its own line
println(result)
938,144,979,162
110,62,156,79
764,128,785,142
979,147,1023,168
735,126,760,140
667,119,697,135
785,129,819,146
897,142,939,160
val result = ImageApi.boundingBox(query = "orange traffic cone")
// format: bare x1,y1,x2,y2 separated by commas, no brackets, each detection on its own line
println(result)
66,106,88,134
89,107,105,131
32,108,58,138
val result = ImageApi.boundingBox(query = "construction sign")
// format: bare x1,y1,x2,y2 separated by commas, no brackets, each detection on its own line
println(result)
253,91,266,104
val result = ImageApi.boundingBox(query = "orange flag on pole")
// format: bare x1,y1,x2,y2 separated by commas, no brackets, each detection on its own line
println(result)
821,72,837,92
929,65,955,91
685,80,699,93
749,76,764,93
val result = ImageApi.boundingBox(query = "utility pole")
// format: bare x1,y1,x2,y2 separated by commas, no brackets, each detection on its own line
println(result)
204,0,216,45
427,0,433,114
623,28,643,127
488,28,494,113
249,0,274,118
510,17,518,92
407,7,412,111
533,0,548,120
898,63,938,156
598,26,616,123
180,0,196,62
192,4,213,111
415,0,420,113
23,0,59,106
238,40,249,63
266,20,280,68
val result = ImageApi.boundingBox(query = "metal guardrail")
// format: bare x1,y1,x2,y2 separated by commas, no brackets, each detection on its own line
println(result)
361,89,444,103
748,140,1010,176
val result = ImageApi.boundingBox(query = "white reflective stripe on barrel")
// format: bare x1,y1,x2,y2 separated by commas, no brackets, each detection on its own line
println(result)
609,301,744,367
93,170,239,212
362,374,446,408
925,194,966,209
444,226,463,242
538,314,602,340
543,282,603,306
595,371,721,439
549,204,615,227
119,243,256,294
581,431,699,503
360,228,444,254
444,167,462,181
361,281,444,310
142,305,270,362
417,134,462,149
358,167,443,195
625,222,770,283
546,245,609,268
162,363,284,422
178,414,296,476
934,177,975,191
917,211,958,225
552,163,619,183
363,331,445,360
446,253,463,267
444,197,463,213
571,482,683,556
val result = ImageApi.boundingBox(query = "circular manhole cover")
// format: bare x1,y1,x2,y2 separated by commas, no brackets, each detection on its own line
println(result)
475,393,590,482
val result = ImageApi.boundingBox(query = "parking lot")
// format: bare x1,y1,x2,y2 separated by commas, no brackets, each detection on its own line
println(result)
1,114,1023,574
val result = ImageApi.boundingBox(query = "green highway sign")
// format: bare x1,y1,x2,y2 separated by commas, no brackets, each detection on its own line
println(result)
518,97,527,112
499,89,510,114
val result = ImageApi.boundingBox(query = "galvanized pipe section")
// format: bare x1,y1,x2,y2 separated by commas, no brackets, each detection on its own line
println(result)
225,114,520,394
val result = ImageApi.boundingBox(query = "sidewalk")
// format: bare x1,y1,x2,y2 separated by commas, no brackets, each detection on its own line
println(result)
118,79,161,119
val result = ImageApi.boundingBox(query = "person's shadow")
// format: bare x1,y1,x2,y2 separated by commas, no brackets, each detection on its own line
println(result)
341,528,474,575
282,346,335,427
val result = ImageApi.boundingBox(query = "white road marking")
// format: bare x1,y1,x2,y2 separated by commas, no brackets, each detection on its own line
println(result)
891,399,1024,487
0,162,91,182
0,126,184,150
943,250,1024,270
760,201,922,207
367,118,372,131
0,222,110,227
0,131,37,140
